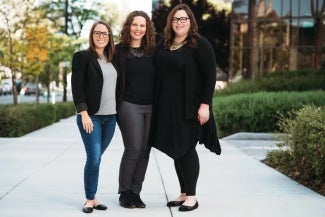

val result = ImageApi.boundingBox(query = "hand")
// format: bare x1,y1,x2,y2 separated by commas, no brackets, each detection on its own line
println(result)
197,103,209,125
80,111,94,133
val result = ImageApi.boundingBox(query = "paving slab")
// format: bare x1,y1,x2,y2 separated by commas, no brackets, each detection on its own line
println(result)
0,116,324,217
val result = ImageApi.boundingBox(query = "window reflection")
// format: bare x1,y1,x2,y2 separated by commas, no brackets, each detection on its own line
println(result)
230,0,325,77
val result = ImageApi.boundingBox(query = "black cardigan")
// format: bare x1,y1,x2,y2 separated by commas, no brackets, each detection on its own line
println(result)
150,36,221,155
71,49,118,115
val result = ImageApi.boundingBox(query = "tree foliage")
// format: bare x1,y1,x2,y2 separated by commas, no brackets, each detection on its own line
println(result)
152,0,230,72
39,0,100,38
0,0,35,104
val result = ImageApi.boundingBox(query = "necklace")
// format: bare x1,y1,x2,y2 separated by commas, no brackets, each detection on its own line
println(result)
169,40,187,51
98,53,108,64
129,47,145,57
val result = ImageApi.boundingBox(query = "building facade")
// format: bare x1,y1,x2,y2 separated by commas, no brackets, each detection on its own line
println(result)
230,0,325,79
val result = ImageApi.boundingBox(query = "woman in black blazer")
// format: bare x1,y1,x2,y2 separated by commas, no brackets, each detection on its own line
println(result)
71,21,118,213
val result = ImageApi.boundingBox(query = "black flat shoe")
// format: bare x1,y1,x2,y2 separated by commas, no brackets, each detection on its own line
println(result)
179,201,199,212
131,192,146,208
82,204,93,213
93,204,107,210
119,191,135,208
166,200,185,207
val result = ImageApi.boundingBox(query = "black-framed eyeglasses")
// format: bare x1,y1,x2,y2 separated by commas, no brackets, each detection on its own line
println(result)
171,17,190,23
93,31,110,38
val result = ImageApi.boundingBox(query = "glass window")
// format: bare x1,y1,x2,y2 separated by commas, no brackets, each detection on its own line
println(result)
233,0,248,14
282,0,307,18
300,1,312,17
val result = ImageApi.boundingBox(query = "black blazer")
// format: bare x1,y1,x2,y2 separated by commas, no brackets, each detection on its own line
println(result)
71,49,119,115
113,44,127,109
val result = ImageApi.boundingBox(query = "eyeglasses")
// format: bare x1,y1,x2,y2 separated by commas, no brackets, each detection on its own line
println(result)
171,17,190,23
93,31,110,38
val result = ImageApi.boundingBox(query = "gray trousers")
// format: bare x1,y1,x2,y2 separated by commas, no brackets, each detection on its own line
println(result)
117,101,152,194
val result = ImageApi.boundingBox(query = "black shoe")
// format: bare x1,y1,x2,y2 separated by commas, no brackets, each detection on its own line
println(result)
179,201,199,212
131,192,146,208
119,191,135,208
82,203,93,213
93,204,107,210
166,200,185,207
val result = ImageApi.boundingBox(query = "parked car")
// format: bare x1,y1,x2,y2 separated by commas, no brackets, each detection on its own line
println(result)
22,83,41,95
0,80,12,95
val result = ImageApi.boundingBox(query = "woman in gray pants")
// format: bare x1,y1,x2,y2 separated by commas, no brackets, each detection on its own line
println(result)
114,11,156,208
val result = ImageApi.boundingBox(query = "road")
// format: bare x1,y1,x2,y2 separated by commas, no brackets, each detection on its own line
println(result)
0,93,72,105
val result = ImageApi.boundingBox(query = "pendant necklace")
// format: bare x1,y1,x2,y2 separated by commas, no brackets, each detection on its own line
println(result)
170,40,187,51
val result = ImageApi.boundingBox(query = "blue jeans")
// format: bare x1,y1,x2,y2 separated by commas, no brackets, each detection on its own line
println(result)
77,114,116,200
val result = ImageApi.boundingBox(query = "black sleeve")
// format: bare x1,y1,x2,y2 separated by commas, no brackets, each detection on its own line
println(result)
71,51,89,113
196,36,217,104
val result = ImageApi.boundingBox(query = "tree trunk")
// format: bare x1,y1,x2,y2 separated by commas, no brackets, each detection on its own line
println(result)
246,0,258,79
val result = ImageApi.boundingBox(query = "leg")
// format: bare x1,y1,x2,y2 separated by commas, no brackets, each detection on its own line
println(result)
77,115,112,213
117,102,146,193
175,147,200,206
131,104,152,194
165,161,186,207
77,114,103,200
100,114,116,155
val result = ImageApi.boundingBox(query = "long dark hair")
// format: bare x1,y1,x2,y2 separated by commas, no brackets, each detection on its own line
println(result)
163,3,199,49
88,21,115,62
119,10,156,54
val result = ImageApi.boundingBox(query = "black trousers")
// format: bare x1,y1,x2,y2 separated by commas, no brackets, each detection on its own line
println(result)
174,147,200,196
118,101,152,194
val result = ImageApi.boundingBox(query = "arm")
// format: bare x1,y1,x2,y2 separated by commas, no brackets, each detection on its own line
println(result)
71,51,88,112
71,51,93,133
196,37,217,125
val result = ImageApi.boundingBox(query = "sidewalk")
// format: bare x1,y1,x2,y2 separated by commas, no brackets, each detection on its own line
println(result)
0,116,324,217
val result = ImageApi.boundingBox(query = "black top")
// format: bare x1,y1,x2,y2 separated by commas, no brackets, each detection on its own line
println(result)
114,45,155,106
149,36,221,159
123,49,155,104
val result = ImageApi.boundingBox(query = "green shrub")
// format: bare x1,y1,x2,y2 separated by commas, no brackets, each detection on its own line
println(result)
213,91,325,137
264,149,294,175
0,102,75,137
216,69,325,96
265,105,325,193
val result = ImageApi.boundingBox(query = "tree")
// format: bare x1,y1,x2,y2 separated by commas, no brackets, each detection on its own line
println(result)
152,0,230,72
39,0,100,38
25,26,49,103
0,0,35,104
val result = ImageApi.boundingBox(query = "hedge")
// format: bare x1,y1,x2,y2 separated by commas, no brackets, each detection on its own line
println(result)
0,102,75,137
213,91,325,137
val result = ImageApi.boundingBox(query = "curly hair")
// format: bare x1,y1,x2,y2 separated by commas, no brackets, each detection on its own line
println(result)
163,3,200,49
88,21,115,62
119,10,156,54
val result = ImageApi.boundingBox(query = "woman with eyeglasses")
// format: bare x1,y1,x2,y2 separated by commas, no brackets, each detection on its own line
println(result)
114,10,156,209
71,21,118,213
149,3,221,212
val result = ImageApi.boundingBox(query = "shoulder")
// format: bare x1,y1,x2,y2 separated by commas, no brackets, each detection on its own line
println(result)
194,36,214,55
73,49,91,60
197,36,212,49
114,44,128,55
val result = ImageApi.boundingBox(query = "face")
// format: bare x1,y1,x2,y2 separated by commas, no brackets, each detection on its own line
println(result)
92,24,110,51
171,10,190,39
130,16,146,42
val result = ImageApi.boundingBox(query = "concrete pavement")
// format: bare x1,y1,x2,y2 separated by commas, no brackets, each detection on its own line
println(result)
0,116,324,217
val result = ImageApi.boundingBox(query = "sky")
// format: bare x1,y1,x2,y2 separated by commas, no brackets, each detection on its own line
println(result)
80,0,232,39
106,0,152,15
105,0,231,15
